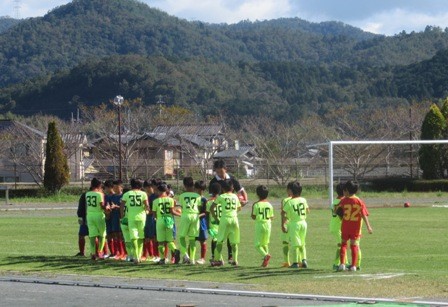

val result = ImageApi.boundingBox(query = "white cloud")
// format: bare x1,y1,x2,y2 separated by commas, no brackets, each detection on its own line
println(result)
352,9,448,35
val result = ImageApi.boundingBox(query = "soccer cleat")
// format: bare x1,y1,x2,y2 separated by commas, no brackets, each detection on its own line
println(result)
281,262,290,268
301,259,308,269
196,258,205,265
333,264,339,271
75,252,85,257
157,258,166,265
90,254,97,261
141,256,147,262
349,265,357,272
174,250,181,264
262,254,271,267
229,260,238,267
289,263,299,268
182,255,191,264
337,264,346,271
152,257,161,263
357,266,361,271
210,260,224,267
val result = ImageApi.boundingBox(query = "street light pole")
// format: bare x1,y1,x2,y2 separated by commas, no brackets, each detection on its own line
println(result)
114,95,124,181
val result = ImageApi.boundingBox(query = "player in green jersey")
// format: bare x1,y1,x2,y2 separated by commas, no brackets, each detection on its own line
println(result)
280,182,293,267
330,182,345,270
210,179,243,267
86,178,107,260
153,183,181,265
121,179,149,264
178,177,201,264
206,182,222,261
251,185,274,267
282,181,310,269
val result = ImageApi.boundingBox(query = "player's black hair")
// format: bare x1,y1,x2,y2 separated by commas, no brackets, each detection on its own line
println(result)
213,159,226,170
336,182,345,197
90,178,102,189
256,185,269,200
143,179,151,188
286,181,294,191
183,176,194,188
209,182,222,195
157,183,168,192
221,179,233,192
130,178,143,189
113,179,123,186
344,180,359,195
150,178,161,187
104,179,114,188
194,180,206,191
290,181,302,196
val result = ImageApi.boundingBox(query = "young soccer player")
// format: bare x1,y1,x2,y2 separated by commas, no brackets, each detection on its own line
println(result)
280,182,293,267
76,190,89,257
111,180,125,260
206,182,222,261
251,185,274,267
121,178,149,264
281,181,310,269
86,178,108,260
337,181,373,272
178,177,201,265
152,183,181,265
210,179,243,267
329,182,345,270
194,180,208,264
104,180,115,258
120,187,134,262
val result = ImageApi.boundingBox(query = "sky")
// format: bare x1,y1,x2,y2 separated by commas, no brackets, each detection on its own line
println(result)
2,0,448,36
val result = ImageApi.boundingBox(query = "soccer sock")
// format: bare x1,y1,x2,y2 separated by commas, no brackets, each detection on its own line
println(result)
164,243,169,258
120,238,126,256
126,242,134,258
282,242,289,263
299,245,307,262
137,239,144,260
351,244,359,268
98,237,106,255
231,244,238,263
264,245,269,255
153,240,159,257
107,239,115,255
256,245,266,257
216,242,223,261
79,236,85,255
334,248,341,266
227,239,233,260
148,240,154,257
158,243,165,258
189,239,196,261
292,246,299,264
200,242,207,259
167,242,176,253
340,242,347,265
142,240,149,258
114,238,121,256
132,239,139,259
357,247,362,267
179,237,187,256
89,237,96,256
211,240,217,259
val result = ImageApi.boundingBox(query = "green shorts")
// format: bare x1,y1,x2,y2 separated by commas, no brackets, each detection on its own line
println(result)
329,216,342,243
120,222,131,243
156,216,175,243
217,217,240,245
86,213,106,238
128,218,146,240
254,221,271,247
179,213,199,238
208,222,219,239
289,220,307,248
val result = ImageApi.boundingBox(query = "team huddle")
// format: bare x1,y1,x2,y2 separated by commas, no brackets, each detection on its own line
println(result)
76,160,372,270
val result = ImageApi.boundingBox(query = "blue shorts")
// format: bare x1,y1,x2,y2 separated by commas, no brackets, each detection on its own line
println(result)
144,214,157,238
196,217,208,241
79,224,89,236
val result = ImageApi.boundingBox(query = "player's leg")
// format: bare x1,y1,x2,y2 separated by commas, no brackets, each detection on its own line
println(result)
299,222,308,268
281,222,290,267
188,216,200,264
228,219,240,265
179,215,189,261
338,236,348,271
289,223,300,268
254,223,267,257
356,239,362,269
349,238,359,271
212,219,228,265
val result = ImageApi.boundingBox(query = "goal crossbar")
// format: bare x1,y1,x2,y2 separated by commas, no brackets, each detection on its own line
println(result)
312,140,448,206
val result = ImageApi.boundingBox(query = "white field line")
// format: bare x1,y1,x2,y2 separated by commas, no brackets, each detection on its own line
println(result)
315,273,406,280
0,207,76,212
432,205,448,208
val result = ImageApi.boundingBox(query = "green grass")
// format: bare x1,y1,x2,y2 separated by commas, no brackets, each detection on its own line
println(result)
0,205,447,300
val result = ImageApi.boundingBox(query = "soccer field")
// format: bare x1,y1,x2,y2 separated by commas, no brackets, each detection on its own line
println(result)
0,201,447,301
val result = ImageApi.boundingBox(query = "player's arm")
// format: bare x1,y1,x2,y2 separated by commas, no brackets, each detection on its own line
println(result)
170,206,181,217
281,207,287,233
210,202,217,220
251,203,256,220
120,200,126,218
362,214,373,234
144,198,149,213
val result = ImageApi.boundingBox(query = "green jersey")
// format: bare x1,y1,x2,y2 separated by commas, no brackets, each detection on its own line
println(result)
252,201,274,222
283,197,308,222
178,192,201,215
206,197,221,224
86,191,104,215
121,190,148,221
153,196,175,219
215,192,241,219
331,197,342,217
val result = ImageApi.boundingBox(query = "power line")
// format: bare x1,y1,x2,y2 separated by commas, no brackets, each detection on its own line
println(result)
13,0,21,19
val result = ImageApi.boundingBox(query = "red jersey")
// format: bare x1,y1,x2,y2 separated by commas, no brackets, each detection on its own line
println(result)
338,195,369,240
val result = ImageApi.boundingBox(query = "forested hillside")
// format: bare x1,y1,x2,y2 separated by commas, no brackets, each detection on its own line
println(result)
1,0,448,120
0,16,20,33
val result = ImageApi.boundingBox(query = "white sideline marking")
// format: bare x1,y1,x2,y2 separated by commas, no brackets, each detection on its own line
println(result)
0,207,76,212
315,273,406,280
432,205,448,208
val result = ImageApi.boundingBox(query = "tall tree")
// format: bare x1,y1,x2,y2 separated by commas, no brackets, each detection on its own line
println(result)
44,121,69,193
419,103,446,179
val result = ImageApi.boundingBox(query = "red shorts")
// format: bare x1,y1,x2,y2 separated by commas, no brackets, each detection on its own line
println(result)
341,231,361,241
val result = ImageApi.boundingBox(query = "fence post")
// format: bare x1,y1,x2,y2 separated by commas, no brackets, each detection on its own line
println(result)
1,186,10,205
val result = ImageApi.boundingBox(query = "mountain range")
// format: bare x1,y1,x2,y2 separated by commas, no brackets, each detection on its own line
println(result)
1,0,448,120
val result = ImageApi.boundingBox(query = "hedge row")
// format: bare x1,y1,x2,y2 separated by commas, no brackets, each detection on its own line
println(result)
365,178,448,192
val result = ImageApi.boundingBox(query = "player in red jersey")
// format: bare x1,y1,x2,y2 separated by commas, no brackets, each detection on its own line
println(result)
336,181,372,272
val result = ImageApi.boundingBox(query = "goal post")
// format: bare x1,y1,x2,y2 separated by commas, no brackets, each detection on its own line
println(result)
325,140,448,206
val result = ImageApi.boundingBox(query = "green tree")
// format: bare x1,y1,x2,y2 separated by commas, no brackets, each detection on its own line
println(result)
43,121,69,193
419,103,446,179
